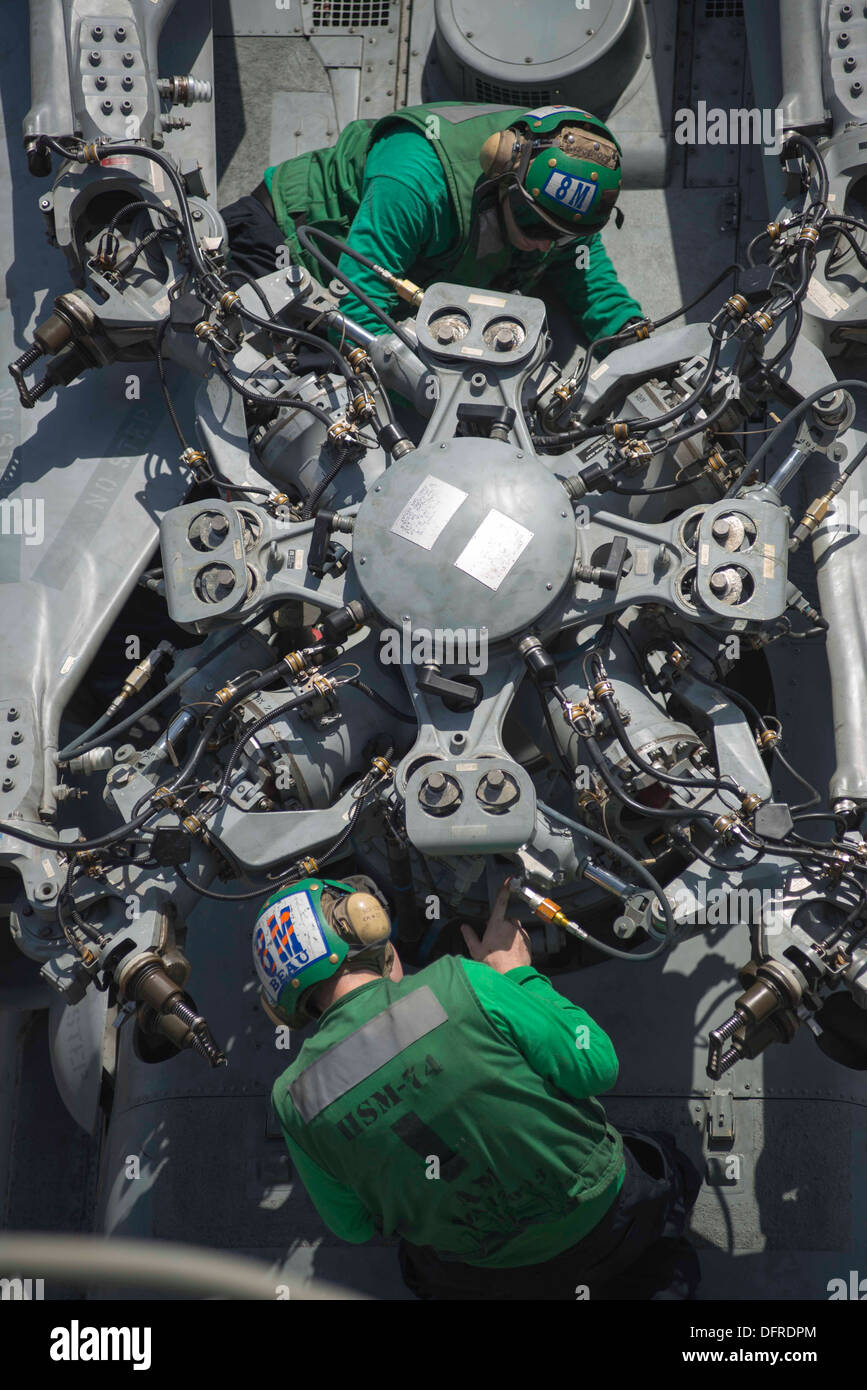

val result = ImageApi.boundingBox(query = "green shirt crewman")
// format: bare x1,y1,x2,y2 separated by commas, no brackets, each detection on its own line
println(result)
254,875,701,1299
225,102,644,343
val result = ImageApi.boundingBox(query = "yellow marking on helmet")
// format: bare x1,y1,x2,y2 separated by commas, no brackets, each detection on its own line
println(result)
590,171,598,181
532,187,540,196
328,953,339,964
548,157,557,167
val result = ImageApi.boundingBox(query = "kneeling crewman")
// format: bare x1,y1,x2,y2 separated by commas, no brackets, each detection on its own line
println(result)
221,103,644,345
255,875,700,1300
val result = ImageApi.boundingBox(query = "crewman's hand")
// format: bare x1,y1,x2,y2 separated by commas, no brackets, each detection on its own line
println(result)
461,879,531,973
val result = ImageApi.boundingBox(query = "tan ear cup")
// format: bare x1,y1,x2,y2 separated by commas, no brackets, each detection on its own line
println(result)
480,129,522,178
342,892,391,945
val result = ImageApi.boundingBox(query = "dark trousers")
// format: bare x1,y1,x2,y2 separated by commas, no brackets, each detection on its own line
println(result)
398,1129,702,1301
219,186,286,281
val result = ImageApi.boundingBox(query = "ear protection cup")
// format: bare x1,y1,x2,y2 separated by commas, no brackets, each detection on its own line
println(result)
479,128,524,178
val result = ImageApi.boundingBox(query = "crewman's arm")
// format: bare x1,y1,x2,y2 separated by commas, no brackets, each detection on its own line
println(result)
331,129,456,335
460,882,619,1099
548,230,644,344
273,1086,377,1243
462,958,620,1099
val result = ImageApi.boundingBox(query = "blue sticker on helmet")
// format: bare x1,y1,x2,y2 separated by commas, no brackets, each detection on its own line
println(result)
542,170,598,215
253,890,329,1002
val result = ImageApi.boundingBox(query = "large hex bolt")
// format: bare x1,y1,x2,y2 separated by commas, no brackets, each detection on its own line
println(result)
419,770,462,816
476,767,520,811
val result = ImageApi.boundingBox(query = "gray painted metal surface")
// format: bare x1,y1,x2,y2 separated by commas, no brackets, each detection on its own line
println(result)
1,0,867,1308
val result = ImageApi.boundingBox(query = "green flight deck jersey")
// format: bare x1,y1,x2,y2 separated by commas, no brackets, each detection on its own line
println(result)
262,102,643,343
271,956,626,1268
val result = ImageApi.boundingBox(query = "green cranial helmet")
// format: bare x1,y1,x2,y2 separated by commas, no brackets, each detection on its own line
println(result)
480,105,623,241
252,875,393,1028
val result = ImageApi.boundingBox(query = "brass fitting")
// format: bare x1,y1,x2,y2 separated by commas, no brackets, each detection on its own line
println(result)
346,346,372,375
215,683,239,704
723,293,748,319
713,812,740,838
741,792,762,815
748,309,774,334
218,289,241,313
797,225,820,245
575,787,600,811
393,276,425,308
620,438,653,467
326,418,359,447
563,700,593,727
766,221,781,240
283,650,311,677
612,421,630,442
591,678,615,700
181,813,206,837
349,390,376,423
82,142,102,164
179,447,212,481
194,320,217,340
794,491,834,539
371,755,393,778
152,785,184,811
74,850,103,876
298,856,319,876
308,672,337,697
757,728,779,750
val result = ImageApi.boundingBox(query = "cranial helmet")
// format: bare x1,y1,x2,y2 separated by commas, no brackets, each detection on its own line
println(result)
253,875,393,1028
479,105,623,243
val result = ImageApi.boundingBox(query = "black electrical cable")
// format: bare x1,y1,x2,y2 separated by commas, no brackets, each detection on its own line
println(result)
36,136,222,295
58,611,277,760
232,303,357,385
130,662,294,820
214,690,325,799
763,300,803,372
175,866,284,902
115,223,182,278
209,350,336,426
783,131,830,205
106,199,181,236
670,830,764,872
537,802,676,958
295,225,421,355
726,379,867,499
622,337,725,438
222,268,278,321
537,261,745,419
301,449,357,520
792,811,850,836
589,655,742,799
579,722,720,825
155,318,274,498
348,678,417,725
155,316,188,450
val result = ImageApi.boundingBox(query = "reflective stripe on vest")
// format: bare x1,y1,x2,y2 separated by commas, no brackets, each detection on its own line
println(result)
287,986,448,1123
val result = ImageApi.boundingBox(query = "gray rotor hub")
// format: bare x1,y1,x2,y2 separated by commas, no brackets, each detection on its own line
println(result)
352,439,578,644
